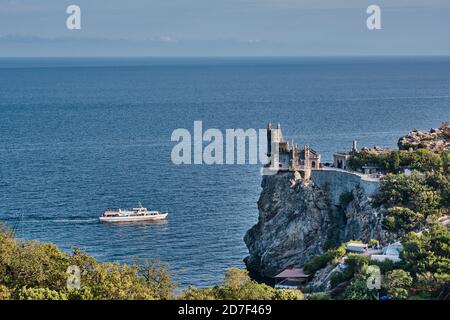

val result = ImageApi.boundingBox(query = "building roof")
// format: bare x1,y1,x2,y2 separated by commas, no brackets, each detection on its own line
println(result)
347,242,368,248
274,268,309,279
346,243,368,252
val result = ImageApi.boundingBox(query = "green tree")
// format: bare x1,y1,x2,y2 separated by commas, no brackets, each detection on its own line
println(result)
401,226,450,298
219,268,275,300
303,244,346,275
0,285,11,300
377,172,441,217
272,289,303,300
382,269,413,300
17,287,68,300
387,151,401,172
134,259,176,299
410,149,442,172
383,207,424,233
341,274,378,300
179,286,217,300
345,254,369,275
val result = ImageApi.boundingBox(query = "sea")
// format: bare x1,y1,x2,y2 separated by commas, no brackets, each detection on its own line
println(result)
0,56,449,287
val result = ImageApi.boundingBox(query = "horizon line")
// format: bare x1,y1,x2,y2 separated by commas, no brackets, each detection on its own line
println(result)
1,54,450,59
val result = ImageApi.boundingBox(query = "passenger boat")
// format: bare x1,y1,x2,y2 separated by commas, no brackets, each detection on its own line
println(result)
99,203,168,223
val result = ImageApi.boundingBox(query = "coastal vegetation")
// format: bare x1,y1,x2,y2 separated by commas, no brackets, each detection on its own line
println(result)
348,148,447,174
305,142,450,300
0,225,302,300
330,225,450,300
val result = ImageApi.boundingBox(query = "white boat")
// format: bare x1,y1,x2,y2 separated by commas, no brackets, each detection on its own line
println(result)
99,203,168,223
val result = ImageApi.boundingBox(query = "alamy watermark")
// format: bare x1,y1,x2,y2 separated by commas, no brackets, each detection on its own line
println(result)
66,265,81,290
366,265,382,290
66,5,81,30
367,5,382,30
171,121,280,175
65,5,381,31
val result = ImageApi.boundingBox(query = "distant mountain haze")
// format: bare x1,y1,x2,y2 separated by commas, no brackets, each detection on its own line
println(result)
0,0,449,56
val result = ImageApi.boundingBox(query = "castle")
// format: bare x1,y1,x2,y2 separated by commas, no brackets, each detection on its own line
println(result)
266,122,321,178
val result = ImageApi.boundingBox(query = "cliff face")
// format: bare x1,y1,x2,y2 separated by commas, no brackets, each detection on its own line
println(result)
244,172,392,278
398,125,450,151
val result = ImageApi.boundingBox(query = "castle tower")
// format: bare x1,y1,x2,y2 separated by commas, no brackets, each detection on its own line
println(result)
266,121,282,157
352,140,358,153
304,144,312,179
304,144,310,164
267,122,272,158
290,138,296,170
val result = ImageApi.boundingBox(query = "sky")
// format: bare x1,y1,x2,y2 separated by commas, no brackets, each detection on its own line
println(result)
0,0,449,57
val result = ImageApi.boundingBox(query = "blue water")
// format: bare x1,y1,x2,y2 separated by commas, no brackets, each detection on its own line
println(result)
0,57,449,287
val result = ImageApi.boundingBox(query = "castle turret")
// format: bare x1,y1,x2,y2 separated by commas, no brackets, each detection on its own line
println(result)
290,139,296,169
267,122,283,168
267,122,273,158
352,140,358,153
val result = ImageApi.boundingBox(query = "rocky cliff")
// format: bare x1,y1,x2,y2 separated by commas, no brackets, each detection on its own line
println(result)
244,171,393,278
398,124,450,151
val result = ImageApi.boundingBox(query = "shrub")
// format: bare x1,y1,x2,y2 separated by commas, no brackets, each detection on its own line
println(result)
303,244,346,275
382,269,413,300
330,271,352,289
272,289,303,300
308,292,331,300
382,207,424,233
345,254,369,275
368,239,379,248
368,259,397,274
0,285,11,300
179,286,217,300
341,274,378,300
16,287,68,300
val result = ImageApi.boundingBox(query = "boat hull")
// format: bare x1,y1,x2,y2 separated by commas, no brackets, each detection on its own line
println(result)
99,213,168,223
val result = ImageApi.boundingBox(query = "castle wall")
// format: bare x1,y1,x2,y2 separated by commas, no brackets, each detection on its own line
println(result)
310,168,380,205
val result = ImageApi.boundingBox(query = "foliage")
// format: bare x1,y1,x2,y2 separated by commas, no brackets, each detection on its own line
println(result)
133,259,175,299
368,258,397,274
383,207,424,233
16,287,68,300
344,254,369,275
0,225,175,300
303,244,346,275
442,151,450,175
182,268,303,300
0,285,11,300
330,271,352,289
368,239,379,248
0,225,305,300
341,274,378,300
348,151,388,172
218,268,276,300
376,172,442,215
329,253,370,289
400,226,450,298
307,292,331,300
382,269,413,300
272,289,303,300
349,149,444,173
179,286,218,300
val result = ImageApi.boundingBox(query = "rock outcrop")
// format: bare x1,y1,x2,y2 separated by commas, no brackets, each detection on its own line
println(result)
398,124,450,151
244,172,393,278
